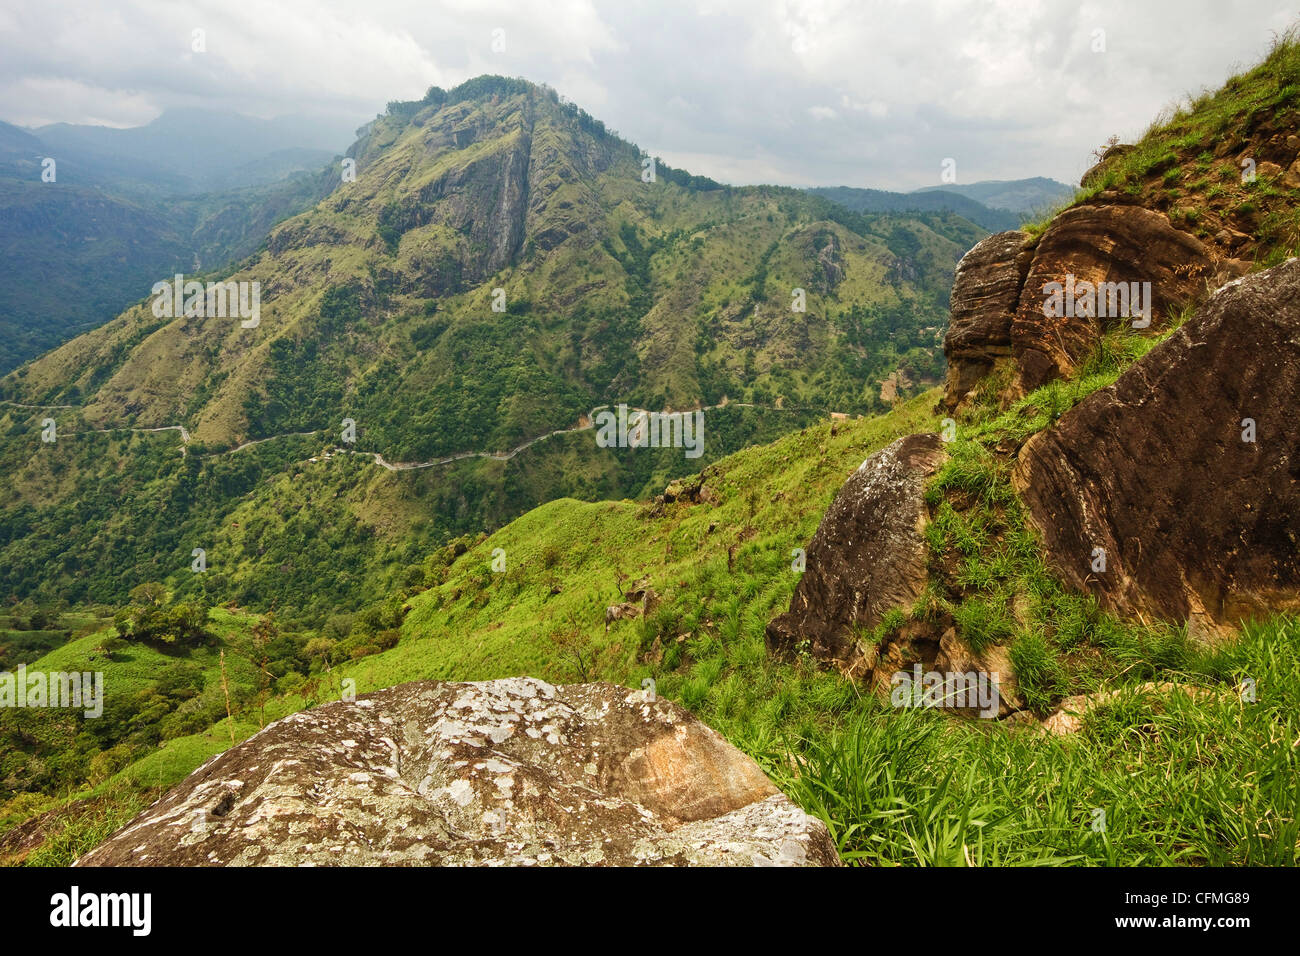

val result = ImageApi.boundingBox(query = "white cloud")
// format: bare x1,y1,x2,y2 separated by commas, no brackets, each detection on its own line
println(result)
0,0,1294,189
0,77,158,128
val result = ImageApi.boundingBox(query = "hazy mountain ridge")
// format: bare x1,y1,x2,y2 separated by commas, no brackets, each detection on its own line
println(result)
810,184,1021,231
29,108,357,195
913,176,1075,215
0,113,348,372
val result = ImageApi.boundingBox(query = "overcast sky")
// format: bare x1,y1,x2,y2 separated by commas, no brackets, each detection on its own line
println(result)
1,0,1295,191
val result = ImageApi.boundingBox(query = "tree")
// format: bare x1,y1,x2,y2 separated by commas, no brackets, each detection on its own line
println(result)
303,637,337,667
250,611,278,727
114,598,212,650
129,582,168,607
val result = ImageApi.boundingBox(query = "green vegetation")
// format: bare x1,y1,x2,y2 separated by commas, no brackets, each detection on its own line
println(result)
0,605,110,671
784,616,1298,865
4,53,1299,869
112,583,213,650
0,159,337,374
0,77,980,621
1024,27,1300,263
5,380,1293,866
0,600,316,811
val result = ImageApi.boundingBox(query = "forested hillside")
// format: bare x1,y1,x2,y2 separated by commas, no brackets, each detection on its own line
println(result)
0,76,983,618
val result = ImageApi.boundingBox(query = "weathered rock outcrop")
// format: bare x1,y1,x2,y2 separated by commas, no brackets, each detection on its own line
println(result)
1009,203,1229,393
766,433,946,677
1014,258,1300,643
76,678,839,867
1037,682,1214,736
941,202,1247,409
942,230,1033,411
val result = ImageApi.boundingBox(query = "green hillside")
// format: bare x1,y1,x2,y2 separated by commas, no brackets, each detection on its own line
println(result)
0,76,983,617
0,120,341,374
6,380,1294,866
7,37,1300,870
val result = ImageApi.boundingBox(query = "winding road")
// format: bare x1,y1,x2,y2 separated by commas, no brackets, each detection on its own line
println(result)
2,399,821,473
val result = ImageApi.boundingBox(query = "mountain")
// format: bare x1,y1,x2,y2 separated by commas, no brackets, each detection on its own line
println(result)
0,168,338,373
912,176,1075,216
809,185,1020,232
0,115,345,372
0,121,45,162
30,109,357,195
0,76,984,619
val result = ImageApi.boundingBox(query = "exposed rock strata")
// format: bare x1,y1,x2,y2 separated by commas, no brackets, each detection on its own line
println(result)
941,204,1248,409
766,433,946,677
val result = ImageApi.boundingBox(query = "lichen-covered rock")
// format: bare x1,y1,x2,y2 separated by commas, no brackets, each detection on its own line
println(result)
1013,257,1300,643
75,678,840,867
766,433,946,677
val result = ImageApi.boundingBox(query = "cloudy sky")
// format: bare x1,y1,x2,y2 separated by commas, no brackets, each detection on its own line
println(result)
1,0,1295,190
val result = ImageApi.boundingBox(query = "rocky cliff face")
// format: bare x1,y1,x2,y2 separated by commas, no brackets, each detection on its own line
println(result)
1014,258,1300,643
774,71,1300,707
941,201,1248,411
76,678,840,867
763,433,1024,715
1008,203,1242,395
941,230,1032,411
776,258,1299,705
940,58,1300,413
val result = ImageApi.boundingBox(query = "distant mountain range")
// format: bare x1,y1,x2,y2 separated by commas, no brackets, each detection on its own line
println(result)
24,109,360,195
811,177,1076,233
0,111,359,371
809,185,1020,232
912,176,1075,216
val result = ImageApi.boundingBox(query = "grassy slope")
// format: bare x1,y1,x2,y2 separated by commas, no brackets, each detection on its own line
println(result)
1027,29,1300,265
12,375,1297,865
2,394,937,863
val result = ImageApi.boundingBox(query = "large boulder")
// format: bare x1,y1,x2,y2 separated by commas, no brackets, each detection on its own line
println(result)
766,433,946,677
942,231,1033,412
939,202,1246,408
1013,258,1300,642
1008,203,1227,394
75,678,840,867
